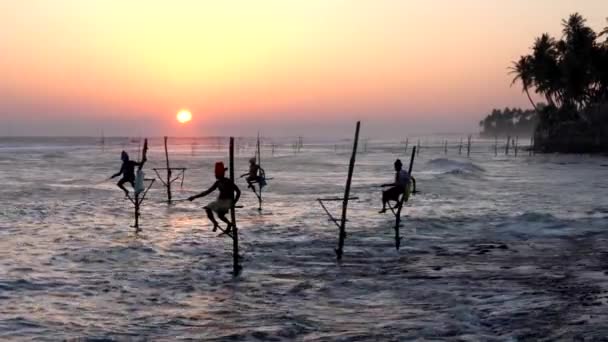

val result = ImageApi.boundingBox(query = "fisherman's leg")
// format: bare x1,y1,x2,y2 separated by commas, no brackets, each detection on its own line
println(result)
117,179,129,196
205,208,220,231
249,182,259,197
379,191,389,213
217,212,232,232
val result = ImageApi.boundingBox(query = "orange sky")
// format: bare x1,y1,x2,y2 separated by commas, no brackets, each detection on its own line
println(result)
1,1,607,137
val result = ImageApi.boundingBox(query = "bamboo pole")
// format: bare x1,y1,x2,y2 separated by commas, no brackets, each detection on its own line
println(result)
133,138,149,232
256,133,262,211
394,146,416,250
164,136,172,204
229,137,241,275
336,121,360,261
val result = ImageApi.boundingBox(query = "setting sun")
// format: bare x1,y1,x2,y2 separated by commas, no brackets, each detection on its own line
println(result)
176,110,192,124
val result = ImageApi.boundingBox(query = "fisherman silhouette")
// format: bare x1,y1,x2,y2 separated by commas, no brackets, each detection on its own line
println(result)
188,162,241,234
240,157,266,191
111,151,142,196
379,159,416,213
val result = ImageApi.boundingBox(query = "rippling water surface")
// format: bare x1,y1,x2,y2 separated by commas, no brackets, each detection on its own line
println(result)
1,137,608,341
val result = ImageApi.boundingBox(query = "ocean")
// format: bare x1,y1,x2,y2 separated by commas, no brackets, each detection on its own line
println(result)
1,136,607,340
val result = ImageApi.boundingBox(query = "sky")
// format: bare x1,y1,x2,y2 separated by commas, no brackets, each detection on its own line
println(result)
1,0,607,138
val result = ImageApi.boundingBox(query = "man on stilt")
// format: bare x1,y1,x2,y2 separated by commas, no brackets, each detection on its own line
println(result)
379,159,416,213
241,157,266,193
189,162,241,234
111,151,143,197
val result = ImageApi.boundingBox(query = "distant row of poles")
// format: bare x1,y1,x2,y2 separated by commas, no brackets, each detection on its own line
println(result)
100,134,535,158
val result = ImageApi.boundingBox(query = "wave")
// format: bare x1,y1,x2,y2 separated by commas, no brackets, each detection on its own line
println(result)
425,158,485,176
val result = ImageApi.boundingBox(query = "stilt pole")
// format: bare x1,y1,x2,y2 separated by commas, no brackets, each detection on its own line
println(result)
229,137,241,275
459,138,463,155
256,133,262,211
164,136,172,204
336,121,360,261
394,146,416,250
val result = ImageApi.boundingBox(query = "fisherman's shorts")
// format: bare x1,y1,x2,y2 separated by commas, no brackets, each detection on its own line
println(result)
205,199,233,214
383,183,410,203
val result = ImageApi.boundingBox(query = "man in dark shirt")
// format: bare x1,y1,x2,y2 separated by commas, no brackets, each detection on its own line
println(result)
240,157,266,191
111,151,142,196
189,162,241,233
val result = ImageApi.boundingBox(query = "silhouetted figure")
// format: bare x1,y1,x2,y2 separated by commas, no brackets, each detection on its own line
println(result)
240,157,266,192
189,162,241,234
379,159,416,213
111,151,142,196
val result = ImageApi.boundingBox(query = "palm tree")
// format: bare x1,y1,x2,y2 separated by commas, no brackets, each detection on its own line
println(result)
510,56,538,111
560,13,597,111
531,34,561,107
600,18,608,40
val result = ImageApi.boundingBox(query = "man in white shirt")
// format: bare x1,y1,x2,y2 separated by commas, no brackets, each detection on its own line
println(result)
379,159,416,213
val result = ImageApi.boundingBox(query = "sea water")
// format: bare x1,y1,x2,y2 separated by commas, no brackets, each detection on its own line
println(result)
1,137,607,340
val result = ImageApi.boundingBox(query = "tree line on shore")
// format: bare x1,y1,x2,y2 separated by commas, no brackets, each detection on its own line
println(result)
479,107,538,138
484,13,608,152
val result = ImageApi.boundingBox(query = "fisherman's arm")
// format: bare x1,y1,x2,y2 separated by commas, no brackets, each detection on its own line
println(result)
188,182,218,201
111,165,125,178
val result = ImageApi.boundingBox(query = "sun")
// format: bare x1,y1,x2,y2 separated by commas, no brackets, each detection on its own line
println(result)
176,109,192,124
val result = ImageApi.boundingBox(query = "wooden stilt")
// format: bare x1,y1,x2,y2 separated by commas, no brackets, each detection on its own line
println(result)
164,137,172,204
495,136,498,156
153,137,187,204
416,139,420,156
514,136,519,157
256,133,263,211
393,146,416,250
467,135,472,157
505,136,510,155
130,139,153,233
404,138,409,154
229,137,241,275
459,138,463,155
444,140,448,155
335,121,360,261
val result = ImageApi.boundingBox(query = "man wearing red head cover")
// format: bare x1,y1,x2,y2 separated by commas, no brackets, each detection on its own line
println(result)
188,162,241,233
